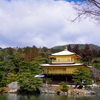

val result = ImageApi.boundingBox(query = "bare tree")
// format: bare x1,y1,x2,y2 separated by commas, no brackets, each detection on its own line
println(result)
72,0,100,22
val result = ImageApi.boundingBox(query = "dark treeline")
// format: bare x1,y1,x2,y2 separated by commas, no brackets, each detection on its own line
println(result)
0,45,46,93
0,44,100,66
0,44,100,92
40,44,100,65
67,44,100,65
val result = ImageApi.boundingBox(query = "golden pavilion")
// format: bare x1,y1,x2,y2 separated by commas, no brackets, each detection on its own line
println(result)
40,48,90,84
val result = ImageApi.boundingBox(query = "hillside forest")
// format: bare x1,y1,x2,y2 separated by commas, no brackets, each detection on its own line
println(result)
0,44,100,93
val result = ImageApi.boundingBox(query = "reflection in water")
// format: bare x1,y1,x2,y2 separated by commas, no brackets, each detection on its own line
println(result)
0,91,100,100
39,94,57,100
38,94,76,100
3,94,71,100
7,94,18,100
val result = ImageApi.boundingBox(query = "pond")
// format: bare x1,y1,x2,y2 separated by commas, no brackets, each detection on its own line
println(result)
0,93,100,100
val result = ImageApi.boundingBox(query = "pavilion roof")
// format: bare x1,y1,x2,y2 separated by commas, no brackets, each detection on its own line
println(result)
40,63,91,68
51,48,75,56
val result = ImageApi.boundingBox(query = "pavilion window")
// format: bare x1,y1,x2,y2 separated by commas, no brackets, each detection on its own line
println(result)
57,59,60,62
66,58,71,62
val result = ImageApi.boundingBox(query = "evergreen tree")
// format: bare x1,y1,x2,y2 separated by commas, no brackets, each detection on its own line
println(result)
67,44,72,51
91,49,98,58
72,44,80,55
72,68,92,87
82,44,92,64
59,82,69,92
18,56,45,92
24,46,39,62
98,49,100,57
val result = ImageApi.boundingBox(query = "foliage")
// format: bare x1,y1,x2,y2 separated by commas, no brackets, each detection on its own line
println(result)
72,68,92,87
18,72,43,92
0,44,100,93
0,56,45,92
46,78,52,84
24,46,39,62
17,56,45,92
1,73,18,86
82,44,92,64
50,44,100,52
59,82,69,92
0,46,46,92
91,58,100,70
91,58,100,82
72,44,80,55
50,44,100,64
0,87,5,93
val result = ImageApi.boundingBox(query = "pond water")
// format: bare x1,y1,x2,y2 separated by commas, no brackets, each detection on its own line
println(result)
0,93,100,100
0,87,100,100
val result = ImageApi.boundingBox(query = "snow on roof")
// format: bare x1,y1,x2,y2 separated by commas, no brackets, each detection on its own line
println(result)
51,49,75,56
40,63,90,68
40,63,83,67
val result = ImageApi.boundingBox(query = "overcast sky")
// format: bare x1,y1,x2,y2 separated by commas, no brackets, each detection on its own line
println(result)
0,0,100,48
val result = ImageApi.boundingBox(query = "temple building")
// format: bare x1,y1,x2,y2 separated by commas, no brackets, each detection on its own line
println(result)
40,48,90,84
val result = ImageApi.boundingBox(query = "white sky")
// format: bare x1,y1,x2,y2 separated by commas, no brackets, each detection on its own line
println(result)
0,0,100,48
